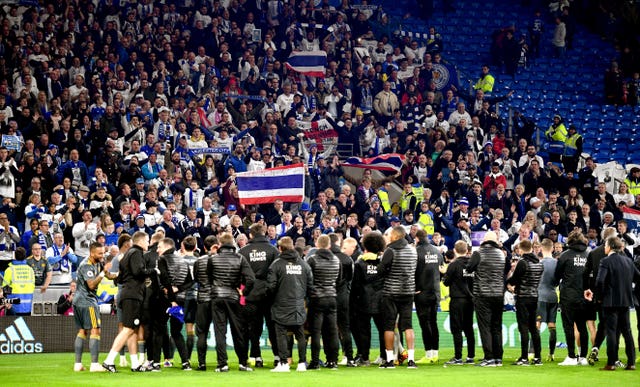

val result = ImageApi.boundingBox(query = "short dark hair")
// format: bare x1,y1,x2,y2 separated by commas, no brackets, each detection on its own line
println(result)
361,231,386,254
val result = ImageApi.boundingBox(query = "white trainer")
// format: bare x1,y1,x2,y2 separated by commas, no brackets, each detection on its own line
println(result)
74,363,85,372
296,363,307,372
90,363,106,372
577,357,589,366
339,356,348,366
270,363,291,373
558,356,578,366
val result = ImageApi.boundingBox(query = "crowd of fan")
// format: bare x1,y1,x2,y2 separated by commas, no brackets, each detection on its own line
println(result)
0,0,640,290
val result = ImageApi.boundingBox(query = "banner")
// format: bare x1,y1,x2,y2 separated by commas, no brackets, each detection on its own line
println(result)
430,62,459,92
297,118,338,151
286,51,327,78
189,147,231,156
342,153,405,173
1,135,21,151
236,163,305,205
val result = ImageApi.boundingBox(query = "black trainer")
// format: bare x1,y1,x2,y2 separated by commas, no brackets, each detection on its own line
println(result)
325,361,338,370
407,360,417,369
379,360,396,369
444,358,463,366
131,365,146,372
196,364,206,371
307,361,321,370
182,362,192,371
102,363,117,373
255,358,264,368
346,359,357,367
215,365,229,373
512,358,529,366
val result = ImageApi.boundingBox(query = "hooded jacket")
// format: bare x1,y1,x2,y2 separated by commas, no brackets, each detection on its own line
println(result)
415,241,443,301
352,252,384,314
554,240,588,304
239,235,279,302
267,249,313,325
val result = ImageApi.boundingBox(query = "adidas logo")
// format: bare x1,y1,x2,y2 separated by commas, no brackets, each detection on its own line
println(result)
0,317,43,354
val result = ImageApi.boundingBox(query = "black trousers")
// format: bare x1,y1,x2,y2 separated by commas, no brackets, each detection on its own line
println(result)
560,302,588,358
244,300,277,359
337,290,354,360
308,297,339,363
169,300,189,364
593,303,607,349
450,297,475,360
351,310,385,361
516,297,541,359
148,307,169,364
474,296,504,360
274,323,306,363
415,292,439,351
211,298,248,367
603,306,636,367
195,300,212,366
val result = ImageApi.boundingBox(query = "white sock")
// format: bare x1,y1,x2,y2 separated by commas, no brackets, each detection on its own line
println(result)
433,350,438,358
105,350,118,365
386,350,394,362
426,350,432,358
130,354,140,369
138,352,145,364
408,350,415,362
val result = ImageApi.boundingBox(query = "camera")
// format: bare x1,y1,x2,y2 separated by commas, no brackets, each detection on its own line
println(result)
0,297,21,305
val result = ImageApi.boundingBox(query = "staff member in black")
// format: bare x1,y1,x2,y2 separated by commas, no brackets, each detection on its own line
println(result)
590,236,640,371
103,231,153,372
329,233,355,367
267,236,314,372
351,231,386,366
442,240,475,366
193,235,219,371
239,224,279,368
157,237,194,371
507,240,544,366
144,231,173,372
466,231,506,367
582,227,617,365
554,230,590,366
208,232,255,372
306,234,341,370
378,226,418,369
414,229,443,364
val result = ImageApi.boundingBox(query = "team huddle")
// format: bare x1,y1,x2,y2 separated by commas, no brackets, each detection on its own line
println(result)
71,224,640,373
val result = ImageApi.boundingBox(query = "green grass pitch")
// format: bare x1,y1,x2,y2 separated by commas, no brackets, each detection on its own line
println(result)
2,348,638,387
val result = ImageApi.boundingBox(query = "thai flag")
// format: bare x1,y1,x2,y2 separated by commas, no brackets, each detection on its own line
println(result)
342,153,405,173
623,206,640,230
236,164,305,205
286,51,327,78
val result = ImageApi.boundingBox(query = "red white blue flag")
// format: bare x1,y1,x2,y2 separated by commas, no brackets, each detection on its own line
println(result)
236,164,305,205
342,153,405,173
286,51,327,78
623,206,640,231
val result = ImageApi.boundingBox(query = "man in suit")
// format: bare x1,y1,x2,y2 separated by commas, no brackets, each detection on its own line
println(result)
587,236,640,371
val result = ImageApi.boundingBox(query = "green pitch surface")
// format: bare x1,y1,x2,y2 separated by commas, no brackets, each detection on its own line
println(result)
2,349,638,387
